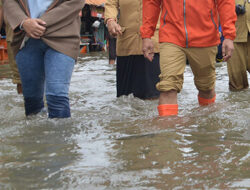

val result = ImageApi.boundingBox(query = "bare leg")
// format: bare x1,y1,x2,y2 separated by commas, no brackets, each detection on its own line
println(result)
198,88,215,99
158,90,178,116
17,83,22,94
159,90,178,105
109,59,115,65
198,88,216,106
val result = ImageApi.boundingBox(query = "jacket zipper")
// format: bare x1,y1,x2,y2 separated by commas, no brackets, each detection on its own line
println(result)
210,10,218,30
162,10,168,27
183,0,188,48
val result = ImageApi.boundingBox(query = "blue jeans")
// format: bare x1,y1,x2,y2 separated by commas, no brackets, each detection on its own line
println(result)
16,39,75,118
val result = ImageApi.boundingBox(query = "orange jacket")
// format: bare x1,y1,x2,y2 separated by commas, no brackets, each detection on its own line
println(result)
140,0,237,48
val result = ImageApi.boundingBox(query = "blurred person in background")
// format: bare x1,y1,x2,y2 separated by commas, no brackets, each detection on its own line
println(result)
107,32,116,65
227,0,250,91
0,0,22,94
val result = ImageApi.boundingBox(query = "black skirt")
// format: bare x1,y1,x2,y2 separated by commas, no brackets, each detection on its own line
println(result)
116,54,160,99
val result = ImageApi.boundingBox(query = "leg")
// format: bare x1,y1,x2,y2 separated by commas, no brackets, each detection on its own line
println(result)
44,48,75,118
227,42,248,91
198,89,215,99
116,56,134,97
156,43,186,116
197,89,216,106
109,59,115,65
247,36,250,75
16,39,45,116
143,53,160,99
116,55,160,99
7,41,22,94
131,54,160,99
187,46,217,105
159,90,177,105
109,37,116,65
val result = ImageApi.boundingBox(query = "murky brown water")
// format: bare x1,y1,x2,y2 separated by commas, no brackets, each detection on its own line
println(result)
0,52,249,189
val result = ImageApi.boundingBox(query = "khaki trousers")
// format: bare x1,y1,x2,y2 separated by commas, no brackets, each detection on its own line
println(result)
227,36,250,91
157,43,217,93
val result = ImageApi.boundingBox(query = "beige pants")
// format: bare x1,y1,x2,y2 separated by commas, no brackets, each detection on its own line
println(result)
7,41,21,84
157,43,217,92
227,36,250,91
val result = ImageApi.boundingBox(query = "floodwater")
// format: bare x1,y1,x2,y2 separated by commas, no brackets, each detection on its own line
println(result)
0,52,249,190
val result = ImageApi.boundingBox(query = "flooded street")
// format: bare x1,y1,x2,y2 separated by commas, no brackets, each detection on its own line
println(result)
0,52,250,189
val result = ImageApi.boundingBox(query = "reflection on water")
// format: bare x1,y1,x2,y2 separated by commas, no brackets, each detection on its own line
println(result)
0,52,249,189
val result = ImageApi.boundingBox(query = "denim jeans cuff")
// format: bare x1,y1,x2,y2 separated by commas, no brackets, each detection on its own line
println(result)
46,95,71,118
24,97,44,116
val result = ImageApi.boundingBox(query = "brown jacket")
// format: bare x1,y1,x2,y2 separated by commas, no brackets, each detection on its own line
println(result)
234,0,250,42
0,0,13,42
3,0,85,60
105,0,159,56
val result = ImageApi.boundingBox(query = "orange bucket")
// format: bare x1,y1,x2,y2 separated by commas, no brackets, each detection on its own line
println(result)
0,38,9,64
80,46,87,54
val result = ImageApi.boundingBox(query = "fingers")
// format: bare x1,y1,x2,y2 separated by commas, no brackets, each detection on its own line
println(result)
222,39,234,61
142,38,155,61
222,43,226,59
26,32,40,39
36,19,46,26
29,27,46,39
35,24,46,33
33,19,46,35
223,51,232,61
107,20,122,37
109,27,120,37
144,52,154,62
26,31,42,39
143,50,154,61
116,25,122,35
23,18,46,39
223,46,233,61
143,47,154,61
110,27,118,37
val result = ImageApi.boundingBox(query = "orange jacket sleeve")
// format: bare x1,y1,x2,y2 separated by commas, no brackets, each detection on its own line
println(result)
217,0,237,40
140,0,161,39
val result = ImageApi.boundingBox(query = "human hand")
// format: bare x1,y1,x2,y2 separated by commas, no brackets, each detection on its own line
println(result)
142,38,154,61
222,38,234,61
79,11,82,17
107,19,122,37
22,18,46,39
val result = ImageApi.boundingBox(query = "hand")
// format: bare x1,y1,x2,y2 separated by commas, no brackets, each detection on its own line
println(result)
107,19,122,37
142,38,154,61
22,18,46,39
79,11,82,17
222,38,234,61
